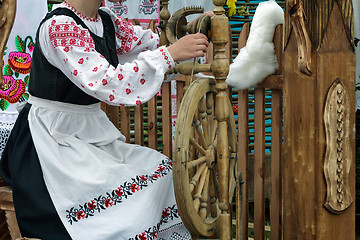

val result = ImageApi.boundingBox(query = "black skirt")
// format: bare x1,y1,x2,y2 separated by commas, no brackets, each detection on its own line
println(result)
0,104,71,239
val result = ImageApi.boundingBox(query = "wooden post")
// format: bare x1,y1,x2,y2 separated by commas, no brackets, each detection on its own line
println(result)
160,0,172,158
211,0,231,239
236,22,250,240
283,1,355,239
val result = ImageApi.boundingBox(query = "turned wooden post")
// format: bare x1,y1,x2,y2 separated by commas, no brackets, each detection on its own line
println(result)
283,1,355,239
211,0,231,239
160,0,172,158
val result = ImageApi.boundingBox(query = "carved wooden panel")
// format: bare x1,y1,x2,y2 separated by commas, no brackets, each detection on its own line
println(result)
284,0,353,51
323,78,353,214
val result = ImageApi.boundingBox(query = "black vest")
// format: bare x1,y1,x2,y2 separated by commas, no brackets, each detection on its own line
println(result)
28,8,119,105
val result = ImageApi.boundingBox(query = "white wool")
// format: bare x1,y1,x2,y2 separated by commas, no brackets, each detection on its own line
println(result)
226,0,284,90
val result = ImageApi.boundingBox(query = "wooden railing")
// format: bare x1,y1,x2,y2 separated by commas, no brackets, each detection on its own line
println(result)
235,24,283,240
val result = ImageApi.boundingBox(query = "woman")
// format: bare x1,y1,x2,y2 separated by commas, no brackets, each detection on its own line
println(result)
0,0,209,239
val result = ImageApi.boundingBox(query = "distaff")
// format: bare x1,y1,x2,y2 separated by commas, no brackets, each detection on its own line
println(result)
0,0,17,87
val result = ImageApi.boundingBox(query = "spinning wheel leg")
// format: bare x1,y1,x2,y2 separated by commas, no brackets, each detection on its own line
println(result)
173,78,236,237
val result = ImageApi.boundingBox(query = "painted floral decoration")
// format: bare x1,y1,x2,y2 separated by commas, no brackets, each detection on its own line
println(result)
0,76,26,104
0,35,33,110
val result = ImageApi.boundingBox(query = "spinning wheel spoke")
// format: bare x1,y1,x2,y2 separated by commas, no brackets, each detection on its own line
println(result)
190,137,207,156
189,163,207,193
210,119,218,144
193,167,209,213
188,156,207,169
206,92,215,135
199,169,210,220
198,96,210,146
193,112,208,149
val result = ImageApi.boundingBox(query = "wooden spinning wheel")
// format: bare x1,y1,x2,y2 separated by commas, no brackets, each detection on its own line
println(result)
160,0,236,237
173,77,237,237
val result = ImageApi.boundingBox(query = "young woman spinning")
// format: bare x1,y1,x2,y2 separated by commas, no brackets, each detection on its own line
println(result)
0,0,209,239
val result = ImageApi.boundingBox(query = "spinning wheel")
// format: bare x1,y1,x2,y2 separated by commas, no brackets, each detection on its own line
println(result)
173,78,237,237
161,0,235,237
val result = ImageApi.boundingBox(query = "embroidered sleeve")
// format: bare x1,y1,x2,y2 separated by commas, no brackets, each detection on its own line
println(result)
101,8,160,58
39,16,174,106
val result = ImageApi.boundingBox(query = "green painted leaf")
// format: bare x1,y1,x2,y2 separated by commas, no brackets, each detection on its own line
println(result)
15,35,25,52
15,72,19,78
24,75,30,87
0,99,9,111
23,93,29,100
4,65,13,76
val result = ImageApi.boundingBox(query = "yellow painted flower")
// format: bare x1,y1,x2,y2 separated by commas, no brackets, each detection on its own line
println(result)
227,0,237,17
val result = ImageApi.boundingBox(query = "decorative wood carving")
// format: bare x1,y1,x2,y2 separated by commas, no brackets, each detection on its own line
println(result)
287,0,312,75
324,78,353,214
285,0,354,51
0,0,17,87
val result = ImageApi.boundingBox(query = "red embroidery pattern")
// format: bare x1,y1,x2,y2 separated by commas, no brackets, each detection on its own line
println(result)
159,48,173,69
65,158,173,224
114,16,135,54
130,205,180,240
49,22,95,49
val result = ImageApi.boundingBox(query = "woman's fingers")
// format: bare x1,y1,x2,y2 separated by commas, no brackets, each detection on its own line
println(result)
166,33,210,61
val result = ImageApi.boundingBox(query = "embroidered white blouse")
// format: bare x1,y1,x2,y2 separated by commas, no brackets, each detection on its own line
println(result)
39,2,175,107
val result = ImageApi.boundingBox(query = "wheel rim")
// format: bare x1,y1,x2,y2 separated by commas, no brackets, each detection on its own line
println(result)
173,78,237,237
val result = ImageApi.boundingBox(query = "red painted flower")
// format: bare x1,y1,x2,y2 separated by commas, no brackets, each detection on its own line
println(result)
162,208,170,217
73,70,78,76
130,183,140,193
139,175,147,181
78,58,84,64
169,161,173,166
64,47,70,52
93,67,98,72
152,231,157,238
77,210,85,220
115,187,124,197
88,83,94,87
109,94,115,101
136,100,142,105
232,104,238,114
137,40,142,46
133,36,138,41
118,74,124,81
157,166,165,172
140,78,146,85
102,79,108,86
126,88,131,95
8,52,32,74
133,66,139,72
87,200,96,210
104,198,113,208
139,232,147,240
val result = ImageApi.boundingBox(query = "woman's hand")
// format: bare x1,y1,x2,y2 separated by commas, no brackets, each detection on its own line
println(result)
167,33,209,61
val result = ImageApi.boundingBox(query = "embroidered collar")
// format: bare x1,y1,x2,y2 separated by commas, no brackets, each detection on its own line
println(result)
62,1,100,23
